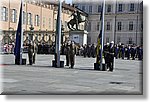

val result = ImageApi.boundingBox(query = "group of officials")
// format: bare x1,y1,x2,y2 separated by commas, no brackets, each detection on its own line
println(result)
103,41,115,72
64,41,76,68
26,40,115,70
26,40,142,72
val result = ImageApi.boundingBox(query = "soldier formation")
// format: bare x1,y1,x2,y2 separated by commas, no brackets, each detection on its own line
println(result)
0,40,143,70
114,43,143,61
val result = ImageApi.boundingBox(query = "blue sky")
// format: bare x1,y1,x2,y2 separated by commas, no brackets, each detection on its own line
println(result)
65,0,72,4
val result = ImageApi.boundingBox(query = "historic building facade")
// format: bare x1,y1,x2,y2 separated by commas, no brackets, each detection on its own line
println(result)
0,0,86,45
73,0,143,45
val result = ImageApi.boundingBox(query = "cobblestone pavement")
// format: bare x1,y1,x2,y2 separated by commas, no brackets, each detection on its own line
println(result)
0,54,143,95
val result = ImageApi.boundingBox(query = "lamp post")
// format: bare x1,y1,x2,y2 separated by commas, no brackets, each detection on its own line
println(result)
29,25,34,42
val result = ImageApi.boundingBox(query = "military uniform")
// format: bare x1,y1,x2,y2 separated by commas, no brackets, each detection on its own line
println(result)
103,44,110,70
69,42,76,68
108,41,115,72
28,43,33,65
64,43,70,66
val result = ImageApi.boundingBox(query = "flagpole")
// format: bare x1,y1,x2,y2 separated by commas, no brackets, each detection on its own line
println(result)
56,0,62,67
100,0,105,69
20,0,23,65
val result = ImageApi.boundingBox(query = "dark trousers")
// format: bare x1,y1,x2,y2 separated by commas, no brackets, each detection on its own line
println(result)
66,54,69,66
70,55,75,68
108,57,114,71
104,57,109,70
33,53,36,64
108,61,114,71
28,54,33,65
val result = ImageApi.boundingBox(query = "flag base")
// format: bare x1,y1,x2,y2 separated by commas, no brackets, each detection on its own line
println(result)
94,63,106,71
52,60,64,68
15,58,26,65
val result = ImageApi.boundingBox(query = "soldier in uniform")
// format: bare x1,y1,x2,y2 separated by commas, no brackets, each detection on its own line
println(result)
121,45,125,59
64,41,70,66
28,42,33,65
33,42,38,64
103,43,110,70
69,41,76,68
108,41,115,72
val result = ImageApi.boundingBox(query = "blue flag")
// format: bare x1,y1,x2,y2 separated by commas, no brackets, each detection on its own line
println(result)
14,2,22,62
96,2,104,64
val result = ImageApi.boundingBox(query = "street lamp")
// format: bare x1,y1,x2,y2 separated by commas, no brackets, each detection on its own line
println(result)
29,25,34,42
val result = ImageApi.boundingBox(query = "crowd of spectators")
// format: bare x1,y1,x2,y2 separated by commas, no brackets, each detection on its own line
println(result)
0,42,143,61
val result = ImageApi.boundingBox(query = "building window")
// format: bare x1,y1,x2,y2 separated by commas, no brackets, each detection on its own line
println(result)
75,5,78,8
140,1,143,11
23,11,26,24
54,19,57,31
129,21,133,31
43,17,46,28
27,13,32,25
141,22,143,31
107,5,111,12
117,37,121,43
97,22,100,31
1,7,8,21
118,4,123,12
89,5,92,13
106,37,109,43
117,22,122,31
98,5,101,13
11,9,17,23
82,5,85,11
106,22,110,30
129,37,132,44
49,18,51,29
88,22,91,31
35,15,40,26
130,3,134,11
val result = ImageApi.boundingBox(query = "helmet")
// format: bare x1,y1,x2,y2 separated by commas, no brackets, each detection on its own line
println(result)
110,41,114,44
106,43,109,45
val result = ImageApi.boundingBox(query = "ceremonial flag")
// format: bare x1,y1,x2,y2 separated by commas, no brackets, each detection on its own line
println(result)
14,1,23,65
96,0,105,64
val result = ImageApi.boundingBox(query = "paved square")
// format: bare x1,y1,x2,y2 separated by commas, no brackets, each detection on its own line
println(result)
0,54,142,95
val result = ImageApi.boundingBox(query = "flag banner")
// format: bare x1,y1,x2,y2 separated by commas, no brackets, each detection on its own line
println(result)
14,2,22,64
96,1,104,64
96,30,102,64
